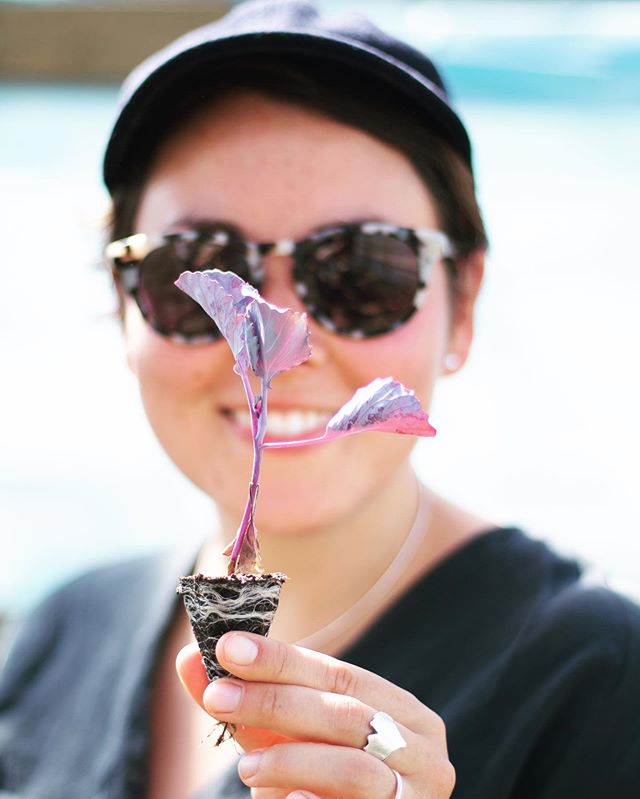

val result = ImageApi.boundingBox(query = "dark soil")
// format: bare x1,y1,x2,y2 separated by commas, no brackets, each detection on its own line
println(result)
177,572,287,680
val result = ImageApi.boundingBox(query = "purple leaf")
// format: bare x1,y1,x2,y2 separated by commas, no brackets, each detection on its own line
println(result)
326,378,436,438
175,269,258,370
263,377,436,450
176,268,311,386
244,300,311,387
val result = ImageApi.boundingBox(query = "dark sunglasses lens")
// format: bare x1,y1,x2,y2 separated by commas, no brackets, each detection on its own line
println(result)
136,235,251,340
299,231,421,336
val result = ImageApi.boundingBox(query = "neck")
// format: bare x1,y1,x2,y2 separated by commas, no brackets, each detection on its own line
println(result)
197,462,426,649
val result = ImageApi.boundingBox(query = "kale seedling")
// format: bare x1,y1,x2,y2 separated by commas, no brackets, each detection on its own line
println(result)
175,269,436,681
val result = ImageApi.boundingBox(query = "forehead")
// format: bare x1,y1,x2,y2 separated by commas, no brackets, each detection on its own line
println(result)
135,92,438,239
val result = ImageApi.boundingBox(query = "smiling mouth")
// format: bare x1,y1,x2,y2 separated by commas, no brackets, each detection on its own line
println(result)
225,408,333,438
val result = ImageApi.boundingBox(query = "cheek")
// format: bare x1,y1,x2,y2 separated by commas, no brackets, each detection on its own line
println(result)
328,267,451,407
123,302,232,406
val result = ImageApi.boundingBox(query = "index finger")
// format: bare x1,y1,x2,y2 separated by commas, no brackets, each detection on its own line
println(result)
216,632,434,735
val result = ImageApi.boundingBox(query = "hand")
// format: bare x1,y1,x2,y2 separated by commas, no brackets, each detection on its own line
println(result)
177,632,455,799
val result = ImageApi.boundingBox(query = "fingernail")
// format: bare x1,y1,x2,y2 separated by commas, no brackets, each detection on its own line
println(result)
203,680,242,713
238,751,262,781
224,633,259,665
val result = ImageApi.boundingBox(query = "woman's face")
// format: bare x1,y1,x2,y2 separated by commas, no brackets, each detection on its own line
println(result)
127,92,480,535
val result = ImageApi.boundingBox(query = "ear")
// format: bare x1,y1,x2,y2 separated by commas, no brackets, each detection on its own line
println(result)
125,345,138,376
443,248,485,376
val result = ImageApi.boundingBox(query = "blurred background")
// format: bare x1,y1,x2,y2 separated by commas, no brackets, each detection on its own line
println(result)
1,0,639,643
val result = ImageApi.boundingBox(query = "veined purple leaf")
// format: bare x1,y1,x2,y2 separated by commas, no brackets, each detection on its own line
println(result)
175,269,310,385
327,378,436,437
264,377,435,449
244,299,311,386
194,269,259,305
175,269,259,369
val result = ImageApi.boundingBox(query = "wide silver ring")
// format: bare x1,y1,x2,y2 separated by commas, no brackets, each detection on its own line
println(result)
363,710,407,762
391,768,404,799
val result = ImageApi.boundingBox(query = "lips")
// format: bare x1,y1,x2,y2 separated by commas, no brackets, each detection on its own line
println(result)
226,407,333,439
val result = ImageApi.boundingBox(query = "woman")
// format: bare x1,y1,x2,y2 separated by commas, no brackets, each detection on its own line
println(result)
1,2,639,798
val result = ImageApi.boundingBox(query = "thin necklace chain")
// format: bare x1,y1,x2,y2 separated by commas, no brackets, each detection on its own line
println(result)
294,481,430,651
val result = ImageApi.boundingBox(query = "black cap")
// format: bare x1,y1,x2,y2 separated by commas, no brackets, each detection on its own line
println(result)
103,0,473,193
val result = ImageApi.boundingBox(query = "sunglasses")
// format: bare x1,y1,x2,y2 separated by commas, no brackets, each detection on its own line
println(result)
105,221,455,342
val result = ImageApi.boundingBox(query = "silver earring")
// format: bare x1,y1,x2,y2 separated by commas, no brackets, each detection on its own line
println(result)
444,353,461,372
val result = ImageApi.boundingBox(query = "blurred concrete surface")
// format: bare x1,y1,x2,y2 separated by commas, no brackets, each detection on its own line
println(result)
0,2,230,80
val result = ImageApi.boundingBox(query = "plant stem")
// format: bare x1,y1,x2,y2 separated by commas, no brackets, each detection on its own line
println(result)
262,434,327,449
228,374,269,573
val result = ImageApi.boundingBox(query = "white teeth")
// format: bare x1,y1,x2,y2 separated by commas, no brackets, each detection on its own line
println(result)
235,410,253,429
229,409,332,437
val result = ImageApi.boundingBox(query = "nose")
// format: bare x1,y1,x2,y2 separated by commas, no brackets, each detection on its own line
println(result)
256,250,330,367
256,250,302,312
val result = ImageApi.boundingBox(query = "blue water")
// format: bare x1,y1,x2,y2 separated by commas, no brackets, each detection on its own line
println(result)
2,3,639,619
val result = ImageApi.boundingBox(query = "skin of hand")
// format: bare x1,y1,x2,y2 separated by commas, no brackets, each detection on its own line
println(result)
176,632,455,799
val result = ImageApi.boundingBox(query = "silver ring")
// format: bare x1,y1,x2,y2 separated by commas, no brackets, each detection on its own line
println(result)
363,710,407,761
391,768,404,799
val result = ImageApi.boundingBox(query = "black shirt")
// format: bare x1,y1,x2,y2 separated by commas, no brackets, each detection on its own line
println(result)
1,528,639,798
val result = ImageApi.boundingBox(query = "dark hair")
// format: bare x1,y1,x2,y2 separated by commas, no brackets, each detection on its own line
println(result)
108,56,488,309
